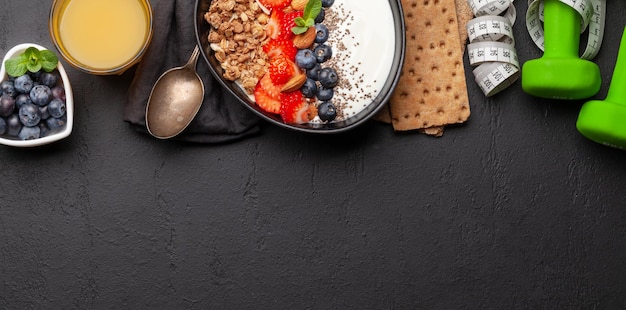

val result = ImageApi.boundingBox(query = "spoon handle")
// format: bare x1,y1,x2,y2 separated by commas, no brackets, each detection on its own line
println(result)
185,45,201,69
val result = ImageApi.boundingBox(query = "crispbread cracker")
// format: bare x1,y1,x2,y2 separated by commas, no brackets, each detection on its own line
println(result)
375,0,473,134
420,126,444,137
388,0,470,133
455,0,473,49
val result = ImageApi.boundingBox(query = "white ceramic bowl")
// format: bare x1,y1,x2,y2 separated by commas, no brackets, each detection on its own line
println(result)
0,43,74,147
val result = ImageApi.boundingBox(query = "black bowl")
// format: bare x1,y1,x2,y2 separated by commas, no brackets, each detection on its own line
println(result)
194,0,405,134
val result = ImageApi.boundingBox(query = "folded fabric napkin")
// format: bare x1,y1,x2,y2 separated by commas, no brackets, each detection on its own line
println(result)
124,0,261,143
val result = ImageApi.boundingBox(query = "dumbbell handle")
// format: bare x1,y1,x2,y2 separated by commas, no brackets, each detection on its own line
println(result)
543,0,581,58
606,27,626,104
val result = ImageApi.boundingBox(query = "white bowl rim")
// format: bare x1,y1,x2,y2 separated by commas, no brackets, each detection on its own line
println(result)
0,43,74,147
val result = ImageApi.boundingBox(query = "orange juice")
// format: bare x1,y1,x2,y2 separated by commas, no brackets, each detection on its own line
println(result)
49,0,152,74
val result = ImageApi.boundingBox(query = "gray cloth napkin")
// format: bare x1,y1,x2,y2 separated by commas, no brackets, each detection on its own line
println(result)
124,0,261,143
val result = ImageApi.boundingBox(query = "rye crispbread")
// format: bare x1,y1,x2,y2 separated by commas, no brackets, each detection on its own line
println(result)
455,0,473,49
377,0,472,136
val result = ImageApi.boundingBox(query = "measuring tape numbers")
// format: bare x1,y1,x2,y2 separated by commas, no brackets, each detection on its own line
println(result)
466,0,519,97
525,0,606,59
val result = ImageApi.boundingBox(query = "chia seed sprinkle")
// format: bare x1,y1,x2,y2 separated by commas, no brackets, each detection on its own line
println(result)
316,3,381,122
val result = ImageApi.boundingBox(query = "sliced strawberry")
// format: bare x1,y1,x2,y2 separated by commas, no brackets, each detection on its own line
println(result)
280,90,313,124
269,54,297,85
254,82,281,114
282,11,303,38
258,0,290,10
259,73,282,99
284,10,303,22
262,38,297,60
266,8,300,40
266,9,284,40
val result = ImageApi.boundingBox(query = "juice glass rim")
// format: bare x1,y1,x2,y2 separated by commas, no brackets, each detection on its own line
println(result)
48,0,153,75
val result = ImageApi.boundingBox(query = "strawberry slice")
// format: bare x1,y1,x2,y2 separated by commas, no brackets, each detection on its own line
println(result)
266,9,284,40
262,38,297,60
281,11,302,39
266,8,301,40
269,54,297,85
259,73,282,99
254,82,281,114
258,0,290,10
280,90,314,124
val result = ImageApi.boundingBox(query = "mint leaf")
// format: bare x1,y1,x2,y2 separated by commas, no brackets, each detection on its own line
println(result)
294,17,307,27
291,0,323,35
39,50,59,72
304,0,322,21
5,56,28,77
4,47,58,77
24,47,41,68
292,26,308,35
27,61,42,73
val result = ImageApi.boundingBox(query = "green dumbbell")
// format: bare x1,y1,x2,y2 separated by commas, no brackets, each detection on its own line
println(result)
576,27,626,150
522,0,601,99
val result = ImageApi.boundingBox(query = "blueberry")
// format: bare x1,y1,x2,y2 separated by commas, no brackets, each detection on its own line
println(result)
30,85,52,106
19,103,41,127
317,101,337,122
1,81,16,97
39,105,50,120
38,122,50,137
15,94,32,109
321,0,334,7
48,99,66,118
18,125,40,140
51,86,66,101
14,74,34,94
307,63,323,80
317,87,334,101
38,71,59,87
29,70,41,82
295,49,317,70
6,114,21,136
0,94,15,117
314,9,325,23
318,67,339,88
314,44,332,63
46,115,66,130
0,118,6,135
301,78,318,98
314,24,329,44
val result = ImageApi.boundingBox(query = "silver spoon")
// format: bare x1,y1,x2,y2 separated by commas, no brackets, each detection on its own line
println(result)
145,45,204,139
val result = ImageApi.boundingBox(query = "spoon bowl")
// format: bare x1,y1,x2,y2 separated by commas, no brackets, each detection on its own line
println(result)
146,45,204,139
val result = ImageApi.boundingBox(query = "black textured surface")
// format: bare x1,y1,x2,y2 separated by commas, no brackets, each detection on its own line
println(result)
1,1,626,309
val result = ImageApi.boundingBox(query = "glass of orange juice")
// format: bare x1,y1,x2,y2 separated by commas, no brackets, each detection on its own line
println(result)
49,0,153,75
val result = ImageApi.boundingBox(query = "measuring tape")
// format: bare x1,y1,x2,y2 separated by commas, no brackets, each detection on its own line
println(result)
466,0,519,97
526,0,606,59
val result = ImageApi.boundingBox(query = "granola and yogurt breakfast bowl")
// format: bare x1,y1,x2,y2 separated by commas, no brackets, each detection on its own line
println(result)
195,0,405,133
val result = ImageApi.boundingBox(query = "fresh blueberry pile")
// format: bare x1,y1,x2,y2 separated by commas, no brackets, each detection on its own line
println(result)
0,70,67,140
295,0,338,122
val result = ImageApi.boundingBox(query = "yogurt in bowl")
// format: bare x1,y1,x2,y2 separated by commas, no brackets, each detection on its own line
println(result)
309,1,397,122
195,0,405,133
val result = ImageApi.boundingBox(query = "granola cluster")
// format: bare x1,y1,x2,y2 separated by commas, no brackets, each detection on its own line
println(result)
204,0,270,94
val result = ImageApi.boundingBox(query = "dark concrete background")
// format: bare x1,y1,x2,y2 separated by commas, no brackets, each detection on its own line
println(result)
1,0,625,309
